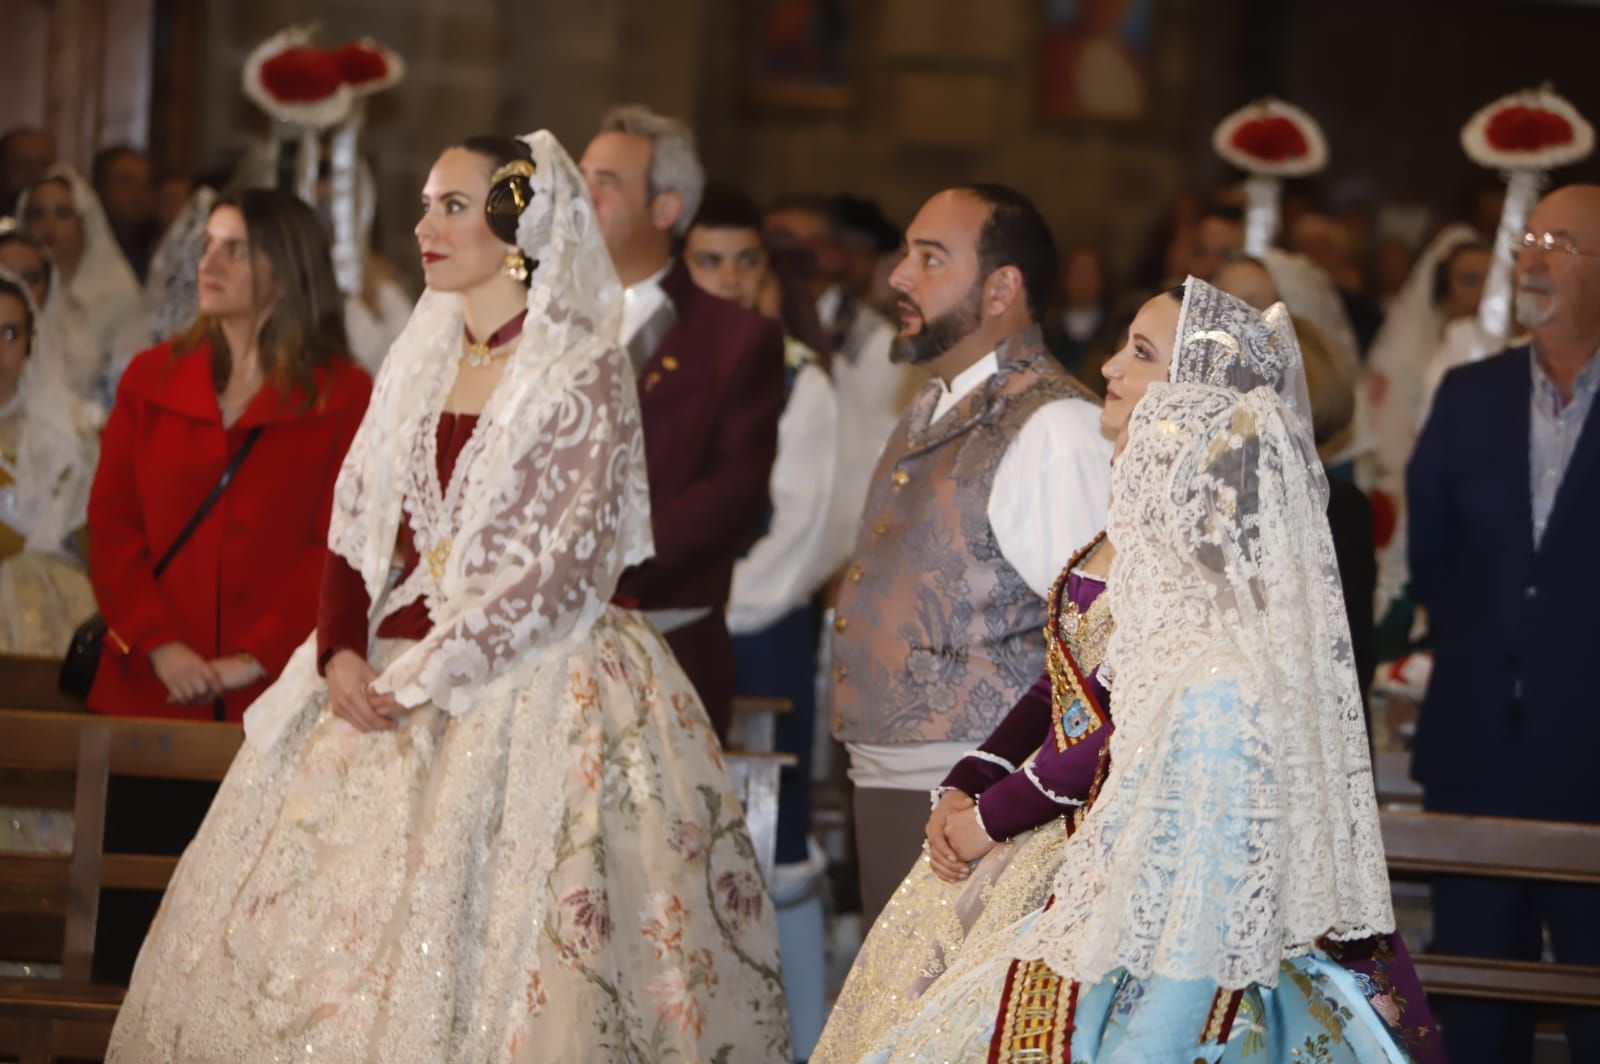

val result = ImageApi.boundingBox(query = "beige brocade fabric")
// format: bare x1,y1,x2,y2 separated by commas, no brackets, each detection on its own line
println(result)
0,418,96,657
108,610,790,1063
811,817,1069,1064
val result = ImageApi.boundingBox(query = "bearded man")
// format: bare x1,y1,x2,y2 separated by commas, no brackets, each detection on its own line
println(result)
827,184,1112,922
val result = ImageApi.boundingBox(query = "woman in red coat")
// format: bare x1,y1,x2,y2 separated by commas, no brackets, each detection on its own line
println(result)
87,187,371,722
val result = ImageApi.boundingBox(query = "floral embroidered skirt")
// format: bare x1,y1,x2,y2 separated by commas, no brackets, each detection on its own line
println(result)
108,608,791,1063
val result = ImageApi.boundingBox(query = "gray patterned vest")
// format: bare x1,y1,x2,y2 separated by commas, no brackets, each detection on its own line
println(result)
829,326,1095,743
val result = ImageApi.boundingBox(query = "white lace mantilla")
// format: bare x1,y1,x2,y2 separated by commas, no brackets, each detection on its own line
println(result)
244,130,651,748
0,264,100,554
1008,289,1392,991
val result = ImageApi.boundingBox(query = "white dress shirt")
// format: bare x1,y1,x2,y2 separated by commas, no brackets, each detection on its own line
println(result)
620,261,672,346
848,349,1113,791
728,355,841,634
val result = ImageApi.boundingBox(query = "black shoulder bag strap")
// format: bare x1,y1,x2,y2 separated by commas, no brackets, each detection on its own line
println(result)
152,427,264,579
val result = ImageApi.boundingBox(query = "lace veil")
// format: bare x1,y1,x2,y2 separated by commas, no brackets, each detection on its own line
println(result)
1171,277,1318,484
1366,223,1482,491
244,129,651,748
143,185,217,350
1365,224,1483,617
15,166,142,398
0,264,100,554
1010,281,1392,990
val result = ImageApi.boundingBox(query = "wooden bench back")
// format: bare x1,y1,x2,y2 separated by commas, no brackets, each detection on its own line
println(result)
1380,807,1600,1010
1372,749,1422,806
0,710,241,980
725,695,793,755
1381,808,1600,884
721,750,797,888
0,657,82,714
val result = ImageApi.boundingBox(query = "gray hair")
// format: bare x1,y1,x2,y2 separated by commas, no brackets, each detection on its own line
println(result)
599,103,704,238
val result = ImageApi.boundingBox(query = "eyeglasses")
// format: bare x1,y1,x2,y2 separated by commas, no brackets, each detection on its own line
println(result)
1513,231,1600,258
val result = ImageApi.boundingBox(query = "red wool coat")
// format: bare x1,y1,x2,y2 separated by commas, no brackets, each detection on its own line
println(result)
87,339,371,721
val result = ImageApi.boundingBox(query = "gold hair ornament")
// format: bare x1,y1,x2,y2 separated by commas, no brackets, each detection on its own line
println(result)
491,159,537,212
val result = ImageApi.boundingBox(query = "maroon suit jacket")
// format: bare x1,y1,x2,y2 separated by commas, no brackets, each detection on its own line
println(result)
615,259,784,737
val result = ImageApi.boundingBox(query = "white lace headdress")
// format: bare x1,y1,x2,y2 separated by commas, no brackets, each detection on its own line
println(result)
0,264,100,554
142,185,219,349
1365,223,1483,485
15,166,142,355
1009,286,1392,990
326,129,652,715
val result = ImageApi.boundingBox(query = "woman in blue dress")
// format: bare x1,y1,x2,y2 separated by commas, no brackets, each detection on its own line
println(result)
863,279,1417,1062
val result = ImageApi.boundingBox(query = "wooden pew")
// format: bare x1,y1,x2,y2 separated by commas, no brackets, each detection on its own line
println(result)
0,657,82,714
720,750,797,889
1373,748,1422,807
0,709,242,1063
1381,808,1600,1009
726,694,793,755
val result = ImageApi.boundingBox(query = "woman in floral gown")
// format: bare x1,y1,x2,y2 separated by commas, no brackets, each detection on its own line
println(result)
819,281,1440,1062
108,131,788,1063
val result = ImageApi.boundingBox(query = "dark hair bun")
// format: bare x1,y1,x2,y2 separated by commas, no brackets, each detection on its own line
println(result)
485,162,536,245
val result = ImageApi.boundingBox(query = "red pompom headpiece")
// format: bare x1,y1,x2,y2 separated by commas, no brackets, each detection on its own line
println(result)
243,27,405,129
1213,98,1328,177
1462,86,1593,171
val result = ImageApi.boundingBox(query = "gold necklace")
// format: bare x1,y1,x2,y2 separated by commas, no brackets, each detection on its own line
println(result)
463,338,510,369
462,311,528,369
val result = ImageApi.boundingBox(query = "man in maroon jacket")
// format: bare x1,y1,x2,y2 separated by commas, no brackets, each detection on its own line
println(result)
580,104,783,741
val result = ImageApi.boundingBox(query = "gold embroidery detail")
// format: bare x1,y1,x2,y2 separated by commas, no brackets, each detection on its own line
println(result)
993,959,1075,1063
1043,534,1110,752
1055,595,1113,674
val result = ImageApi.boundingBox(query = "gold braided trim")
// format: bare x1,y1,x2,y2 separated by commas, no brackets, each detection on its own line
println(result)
1200,987,1245,1045
990,959,1076,1063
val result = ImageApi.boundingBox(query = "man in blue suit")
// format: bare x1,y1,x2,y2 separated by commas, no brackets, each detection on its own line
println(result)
1409,183,1600,1064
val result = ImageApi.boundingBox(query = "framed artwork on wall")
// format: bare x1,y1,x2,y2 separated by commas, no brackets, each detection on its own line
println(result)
1039,0,1154,123
747,0,855,110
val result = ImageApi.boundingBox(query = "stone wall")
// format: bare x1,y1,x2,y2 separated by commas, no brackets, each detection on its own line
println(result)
185,0,1235,287
180,0,1600,289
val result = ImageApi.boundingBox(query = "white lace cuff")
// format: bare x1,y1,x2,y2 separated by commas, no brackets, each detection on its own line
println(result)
966,749,1019,774
928,786,949,810
1025,763,1085,807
